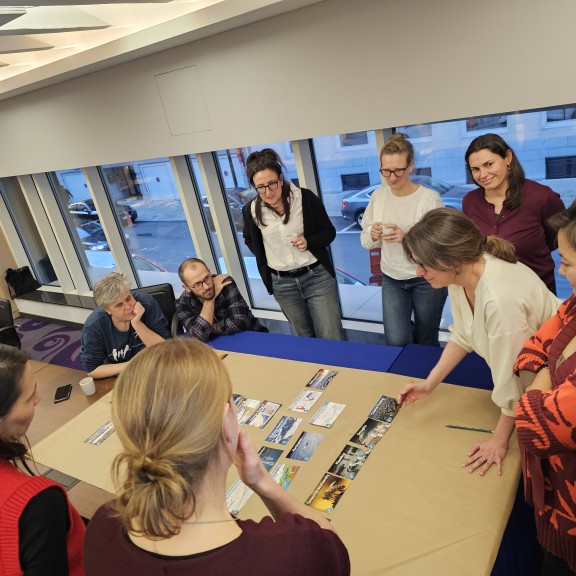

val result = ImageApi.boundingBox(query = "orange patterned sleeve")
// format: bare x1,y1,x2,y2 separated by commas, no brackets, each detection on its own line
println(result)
513,296,570,375
515,376,576,456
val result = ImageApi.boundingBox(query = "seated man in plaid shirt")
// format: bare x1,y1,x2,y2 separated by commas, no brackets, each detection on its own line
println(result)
176,258,268,342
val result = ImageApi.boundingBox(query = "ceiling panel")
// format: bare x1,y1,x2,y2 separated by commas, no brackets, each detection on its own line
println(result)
0,37,52,54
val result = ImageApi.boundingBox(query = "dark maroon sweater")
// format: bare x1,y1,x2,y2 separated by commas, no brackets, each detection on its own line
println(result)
85,504,350,576
462,179,564,288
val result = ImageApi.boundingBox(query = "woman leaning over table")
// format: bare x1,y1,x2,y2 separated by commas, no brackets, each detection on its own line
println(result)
361,133,447,346
463,133,565,293
398,208,560,476
0,345,85,576
80,272,169,379
84,338,350,576
513,202,576,575
242,149,345,340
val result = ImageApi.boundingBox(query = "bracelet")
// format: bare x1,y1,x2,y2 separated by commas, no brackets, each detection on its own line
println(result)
536,362,549,374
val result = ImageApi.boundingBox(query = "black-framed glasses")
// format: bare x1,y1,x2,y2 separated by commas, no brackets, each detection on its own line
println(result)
413,260,427,273
190,274,213,291
254,179,281,195
379,165,409,178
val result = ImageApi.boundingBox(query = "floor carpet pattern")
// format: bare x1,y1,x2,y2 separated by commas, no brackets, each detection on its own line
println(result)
17,318,84,370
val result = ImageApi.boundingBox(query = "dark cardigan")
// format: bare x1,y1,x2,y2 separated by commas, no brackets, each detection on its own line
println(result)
242,188,336,295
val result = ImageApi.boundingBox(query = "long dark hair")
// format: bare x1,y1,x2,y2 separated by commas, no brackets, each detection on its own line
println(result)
246,148,291,226
465,133,525,211
0,345,32,470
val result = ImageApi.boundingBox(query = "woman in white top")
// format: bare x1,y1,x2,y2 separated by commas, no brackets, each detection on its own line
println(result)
361,133,447,346
399,208,560,476
242,149,344,340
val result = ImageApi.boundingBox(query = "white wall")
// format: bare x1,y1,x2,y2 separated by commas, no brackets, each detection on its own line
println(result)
0,0,575,177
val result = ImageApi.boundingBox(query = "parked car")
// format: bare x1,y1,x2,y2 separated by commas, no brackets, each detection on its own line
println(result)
203,193,245,231
69,199,138,224
340,176,472,227
76,221,109,251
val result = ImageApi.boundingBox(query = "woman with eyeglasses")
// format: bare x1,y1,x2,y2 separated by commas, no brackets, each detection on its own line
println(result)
84,338,350,576
463,133,565,293
398,208,560,477
360,133,447,346
242,149,344,340
80,272,169,378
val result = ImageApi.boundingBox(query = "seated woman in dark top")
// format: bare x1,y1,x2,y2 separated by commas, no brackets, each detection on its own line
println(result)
0,345,85,575
84,338,350,576
80,272,169,379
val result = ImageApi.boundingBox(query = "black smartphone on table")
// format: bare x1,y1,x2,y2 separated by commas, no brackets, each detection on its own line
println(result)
54,383,73,403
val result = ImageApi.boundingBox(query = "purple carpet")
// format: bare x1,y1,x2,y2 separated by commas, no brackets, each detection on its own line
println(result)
17,318,84,370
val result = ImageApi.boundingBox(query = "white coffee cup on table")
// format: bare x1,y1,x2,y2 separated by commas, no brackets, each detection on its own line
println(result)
79,376,96,396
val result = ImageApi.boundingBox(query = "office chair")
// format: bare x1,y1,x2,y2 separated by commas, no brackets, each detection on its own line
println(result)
133,283,181,338
0,297,21,348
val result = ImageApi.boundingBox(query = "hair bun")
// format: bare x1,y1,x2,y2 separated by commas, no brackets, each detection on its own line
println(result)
136,455,174,485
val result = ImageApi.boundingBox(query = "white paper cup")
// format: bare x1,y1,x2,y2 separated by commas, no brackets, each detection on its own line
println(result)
79,376,96,396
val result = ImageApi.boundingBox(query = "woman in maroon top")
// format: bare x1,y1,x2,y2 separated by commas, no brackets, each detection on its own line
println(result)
463,133,565,293
84,338,350,576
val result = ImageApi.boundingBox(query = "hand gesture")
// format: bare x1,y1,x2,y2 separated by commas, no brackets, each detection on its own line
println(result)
130,301,145,325
212,274,233,299
235,429,269,491
463,437,508,476
382,223,405,244
397,379,434,405
370,222,383,242
291,236,308,252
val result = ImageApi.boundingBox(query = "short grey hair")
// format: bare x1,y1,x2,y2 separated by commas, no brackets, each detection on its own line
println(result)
93,272,131,310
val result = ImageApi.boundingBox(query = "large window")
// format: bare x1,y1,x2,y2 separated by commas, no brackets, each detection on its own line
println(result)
0,177,58,286
50,170,116,287
99,158,193,294
312,131,381,322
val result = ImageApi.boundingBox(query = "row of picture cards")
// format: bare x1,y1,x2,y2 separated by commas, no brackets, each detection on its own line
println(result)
226,368,400,515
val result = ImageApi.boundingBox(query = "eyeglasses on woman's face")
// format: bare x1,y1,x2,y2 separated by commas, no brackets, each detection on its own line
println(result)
412,259,427,274
254,179,281,195
379,166,409,178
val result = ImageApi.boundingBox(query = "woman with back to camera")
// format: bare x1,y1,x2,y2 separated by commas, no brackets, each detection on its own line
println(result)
513,201,576,575
0,345,85,575
80,272,169,379
84,338,350,576
398,208,560,476
361,133,447,346
242,148,344,340
463,133,565,293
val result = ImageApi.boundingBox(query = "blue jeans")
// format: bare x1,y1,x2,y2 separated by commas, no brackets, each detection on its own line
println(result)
271,264,345,340
381,274,447,347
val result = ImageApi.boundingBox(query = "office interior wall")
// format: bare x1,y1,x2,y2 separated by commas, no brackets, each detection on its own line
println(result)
0,0,574,177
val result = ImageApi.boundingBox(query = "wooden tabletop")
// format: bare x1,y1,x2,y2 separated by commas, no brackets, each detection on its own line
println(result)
28,363,116,518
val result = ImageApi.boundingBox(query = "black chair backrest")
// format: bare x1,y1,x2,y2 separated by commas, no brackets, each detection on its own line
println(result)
132,284,180,337
0,297,21,348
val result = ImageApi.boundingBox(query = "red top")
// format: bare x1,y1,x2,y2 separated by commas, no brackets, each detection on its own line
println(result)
462,179,564,287
513,294,576,571
0,459,85,576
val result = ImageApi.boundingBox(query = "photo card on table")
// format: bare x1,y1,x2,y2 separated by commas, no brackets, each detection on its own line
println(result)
310,401,346,428
306,368,339,390
246,400,281,429
288,389,322,414
350,418,391,449
328,444,371,480
287,431,324,461
265,415,302,445
368,395,399,423
306,473,352,513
